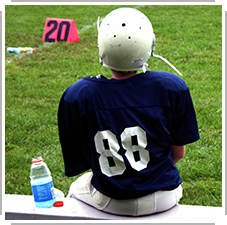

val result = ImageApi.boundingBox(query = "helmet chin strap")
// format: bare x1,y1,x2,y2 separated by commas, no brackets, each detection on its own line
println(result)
142,63,148,73
152,53,182,76
97,16,100,32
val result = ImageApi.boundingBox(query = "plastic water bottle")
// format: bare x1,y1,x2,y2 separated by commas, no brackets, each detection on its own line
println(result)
7,47,35,54
30,156,56,208
7,47,20,54
19,47,35,53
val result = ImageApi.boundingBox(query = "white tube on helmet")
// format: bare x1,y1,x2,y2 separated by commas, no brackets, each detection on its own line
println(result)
152,53,182,76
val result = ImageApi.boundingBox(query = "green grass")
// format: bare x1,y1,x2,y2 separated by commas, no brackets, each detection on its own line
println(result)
5,5,222,206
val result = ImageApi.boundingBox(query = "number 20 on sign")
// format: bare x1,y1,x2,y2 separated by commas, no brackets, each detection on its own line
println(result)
43,18,80,43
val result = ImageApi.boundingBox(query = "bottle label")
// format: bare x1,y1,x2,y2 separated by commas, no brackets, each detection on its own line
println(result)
32,180,55,202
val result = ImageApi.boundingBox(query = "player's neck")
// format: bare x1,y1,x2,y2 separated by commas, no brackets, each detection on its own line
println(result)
111,70,137,80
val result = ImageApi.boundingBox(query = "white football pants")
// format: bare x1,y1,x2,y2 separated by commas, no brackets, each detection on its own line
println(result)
67,171,183,216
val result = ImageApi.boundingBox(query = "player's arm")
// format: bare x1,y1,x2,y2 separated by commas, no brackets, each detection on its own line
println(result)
58,90,91,177
170,145,185,164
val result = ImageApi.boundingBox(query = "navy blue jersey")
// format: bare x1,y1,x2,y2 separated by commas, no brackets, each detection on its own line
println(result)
58,71,200,199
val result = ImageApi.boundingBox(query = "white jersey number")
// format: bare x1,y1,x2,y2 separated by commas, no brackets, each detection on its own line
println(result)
94,126,150,177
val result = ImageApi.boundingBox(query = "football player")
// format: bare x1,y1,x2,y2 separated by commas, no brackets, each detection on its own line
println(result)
58,7,200,216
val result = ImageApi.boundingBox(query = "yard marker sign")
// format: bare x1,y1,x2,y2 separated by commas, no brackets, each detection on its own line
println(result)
43,18,80,43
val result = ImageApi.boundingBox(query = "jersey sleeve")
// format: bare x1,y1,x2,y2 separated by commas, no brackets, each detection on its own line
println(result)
170,85,200,146
58,88,91,177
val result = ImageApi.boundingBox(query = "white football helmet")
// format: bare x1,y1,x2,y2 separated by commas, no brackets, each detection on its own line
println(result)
97,7,182,76
97,7,155,73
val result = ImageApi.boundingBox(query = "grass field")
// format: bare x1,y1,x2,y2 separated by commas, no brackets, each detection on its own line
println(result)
5,5,222,207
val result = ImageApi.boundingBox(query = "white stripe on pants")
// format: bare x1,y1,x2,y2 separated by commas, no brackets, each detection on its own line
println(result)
67,172,183,216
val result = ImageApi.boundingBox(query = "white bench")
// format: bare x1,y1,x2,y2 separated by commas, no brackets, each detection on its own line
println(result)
5,194,223,222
